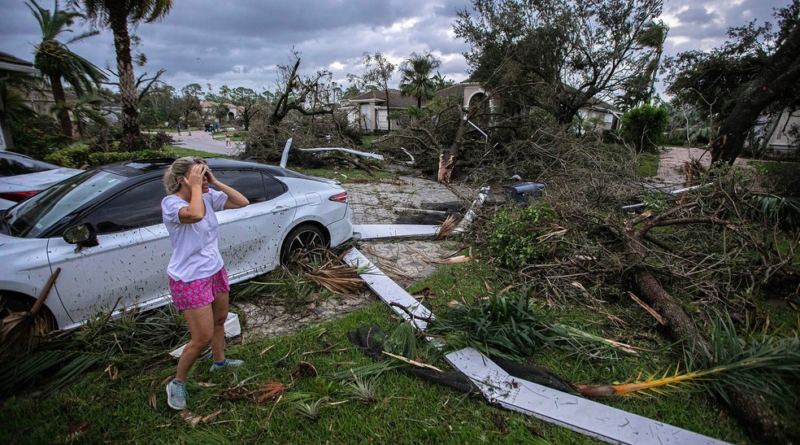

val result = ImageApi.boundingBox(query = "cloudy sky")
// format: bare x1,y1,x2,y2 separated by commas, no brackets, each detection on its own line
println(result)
0,0,788,95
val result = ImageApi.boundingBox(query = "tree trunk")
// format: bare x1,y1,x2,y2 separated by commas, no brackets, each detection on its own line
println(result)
108,4,141,149
49,74,73,139
710,24,800,166
623,227,791,444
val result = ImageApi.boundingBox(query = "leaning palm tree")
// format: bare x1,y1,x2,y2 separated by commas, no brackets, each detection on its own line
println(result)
398,52,442,108
636,20,669,105
69,0,173,148
27,0,106,139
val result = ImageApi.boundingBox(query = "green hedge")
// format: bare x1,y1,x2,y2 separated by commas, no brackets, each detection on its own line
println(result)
45,146,175,168
44,144,91,168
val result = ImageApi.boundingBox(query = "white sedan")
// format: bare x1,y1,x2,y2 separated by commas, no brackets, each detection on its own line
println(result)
0,157,353,330
0,151,83,209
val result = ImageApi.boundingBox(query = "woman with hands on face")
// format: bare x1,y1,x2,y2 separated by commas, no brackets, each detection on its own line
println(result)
161,157,249,410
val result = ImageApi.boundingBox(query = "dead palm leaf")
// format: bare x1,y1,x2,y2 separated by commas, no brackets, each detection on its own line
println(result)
304,263,367,295
437,214,457,239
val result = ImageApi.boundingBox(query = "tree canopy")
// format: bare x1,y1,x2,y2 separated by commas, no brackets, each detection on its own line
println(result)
454,0,663,124
399,52,442,108
664,0,800,165
27,0,106,139
70,0,173,149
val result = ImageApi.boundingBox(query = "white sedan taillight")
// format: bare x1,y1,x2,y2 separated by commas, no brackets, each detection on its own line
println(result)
329,192,348,203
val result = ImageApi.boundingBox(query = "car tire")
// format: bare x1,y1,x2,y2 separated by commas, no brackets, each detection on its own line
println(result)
0,293,57,331
280,224,327,264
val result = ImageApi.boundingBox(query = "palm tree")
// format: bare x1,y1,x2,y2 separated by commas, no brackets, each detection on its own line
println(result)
399,52,442,108
69,0,173,148
53,93,107,137
636,20,669,105
27,0,106,139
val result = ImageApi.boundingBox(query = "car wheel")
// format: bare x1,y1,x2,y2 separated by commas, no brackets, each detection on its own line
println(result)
0,293,57,331
280,224,327,264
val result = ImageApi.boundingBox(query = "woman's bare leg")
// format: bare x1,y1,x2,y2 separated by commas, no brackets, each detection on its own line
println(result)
176,305,215,382
210,291,230,363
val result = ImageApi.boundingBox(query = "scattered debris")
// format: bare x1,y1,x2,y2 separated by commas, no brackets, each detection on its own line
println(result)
352,224,441,240
454,187,489,234
343,249,434,332
436,215,457,239
299,147,384,161
628,292,666,325
304,262,367,295
67,421,89,438
291,361,318,379
431,255,477,264
446,348,730,445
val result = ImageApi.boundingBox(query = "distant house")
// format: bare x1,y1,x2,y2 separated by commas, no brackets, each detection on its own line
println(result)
343,90,417,131
200,100,243,124
761,108,800,155
0,52,39,150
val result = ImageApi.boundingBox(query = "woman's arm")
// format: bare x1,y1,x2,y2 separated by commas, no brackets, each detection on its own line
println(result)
178,164,207,223
206,170,249,209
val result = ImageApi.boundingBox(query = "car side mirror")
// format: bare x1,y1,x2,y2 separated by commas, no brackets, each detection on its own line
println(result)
64,223,99,248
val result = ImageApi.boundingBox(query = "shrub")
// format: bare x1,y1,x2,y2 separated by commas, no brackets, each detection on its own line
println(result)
752,160,800,197
621,105,669,153
44,144,91,168
89,149,176,166
487,203,558,268
9,113,70,160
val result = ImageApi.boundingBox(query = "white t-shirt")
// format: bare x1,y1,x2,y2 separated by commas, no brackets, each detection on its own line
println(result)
162,188,228,282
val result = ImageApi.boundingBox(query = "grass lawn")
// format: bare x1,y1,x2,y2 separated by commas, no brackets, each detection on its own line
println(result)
0,258,755,444
164,145,236,159
637,152,659,177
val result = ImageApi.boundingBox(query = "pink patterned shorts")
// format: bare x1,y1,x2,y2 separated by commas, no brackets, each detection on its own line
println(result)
169,267,230,311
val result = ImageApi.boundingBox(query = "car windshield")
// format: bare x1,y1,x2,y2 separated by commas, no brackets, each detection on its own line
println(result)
3,170,125,238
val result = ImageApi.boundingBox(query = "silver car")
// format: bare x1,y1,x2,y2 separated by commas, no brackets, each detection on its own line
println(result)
0,157,353,330
0,151,83,209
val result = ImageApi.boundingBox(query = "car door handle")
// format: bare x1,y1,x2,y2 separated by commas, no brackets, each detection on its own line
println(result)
271,205,290,213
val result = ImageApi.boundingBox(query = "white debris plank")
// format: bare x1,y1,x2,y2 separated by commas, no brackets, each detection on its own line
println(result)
299,147,384,160
343,248,432,331
352,224,440,240
445,348,731,445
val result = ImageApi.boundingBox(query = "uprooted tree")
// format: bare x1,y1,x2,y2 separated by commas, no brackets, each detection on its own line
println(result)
457,126,800,443
243,52,344,162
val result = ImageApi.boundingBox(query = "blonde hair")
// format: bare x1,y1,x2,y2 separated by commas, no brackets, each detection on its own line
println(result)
163,157,207,194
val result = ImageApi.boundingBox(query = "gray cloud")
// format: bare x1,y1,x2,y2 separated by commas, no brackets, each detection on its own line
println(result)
676,6,717,24
0,0,793,94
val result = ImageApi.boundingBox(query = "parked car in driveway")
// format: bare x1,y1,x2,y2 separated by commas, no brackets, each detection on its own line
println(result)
0,151,83,209
0,157,353,330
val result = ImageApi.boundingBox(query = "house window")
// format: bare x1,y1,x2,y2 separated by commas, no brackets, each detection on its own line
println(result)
604,114,613,124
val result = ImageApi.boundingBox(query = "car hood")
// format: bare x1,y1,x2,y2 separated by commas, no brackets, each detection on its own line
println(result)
0,168,83,191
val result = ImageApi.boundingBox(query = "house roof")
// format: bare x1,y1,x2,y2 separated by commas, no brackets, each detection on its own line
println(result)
348,89,419,108
0,51,38,74
435,84,464,98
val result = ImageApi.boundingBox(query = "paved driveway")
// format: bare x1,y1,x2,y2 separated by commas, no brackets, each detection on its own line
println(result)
172,131,242,156
657,146,749,184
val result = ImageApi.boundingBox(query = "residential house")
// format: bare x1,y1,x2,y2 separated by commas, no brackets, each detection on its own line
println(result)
761,108,800,155
0,52,39,150
200,100,243,125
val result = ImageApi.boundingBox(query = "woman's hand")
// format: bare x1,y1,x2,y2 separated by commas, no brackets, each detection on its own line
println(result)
182,163,207,189
204,167,219,186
